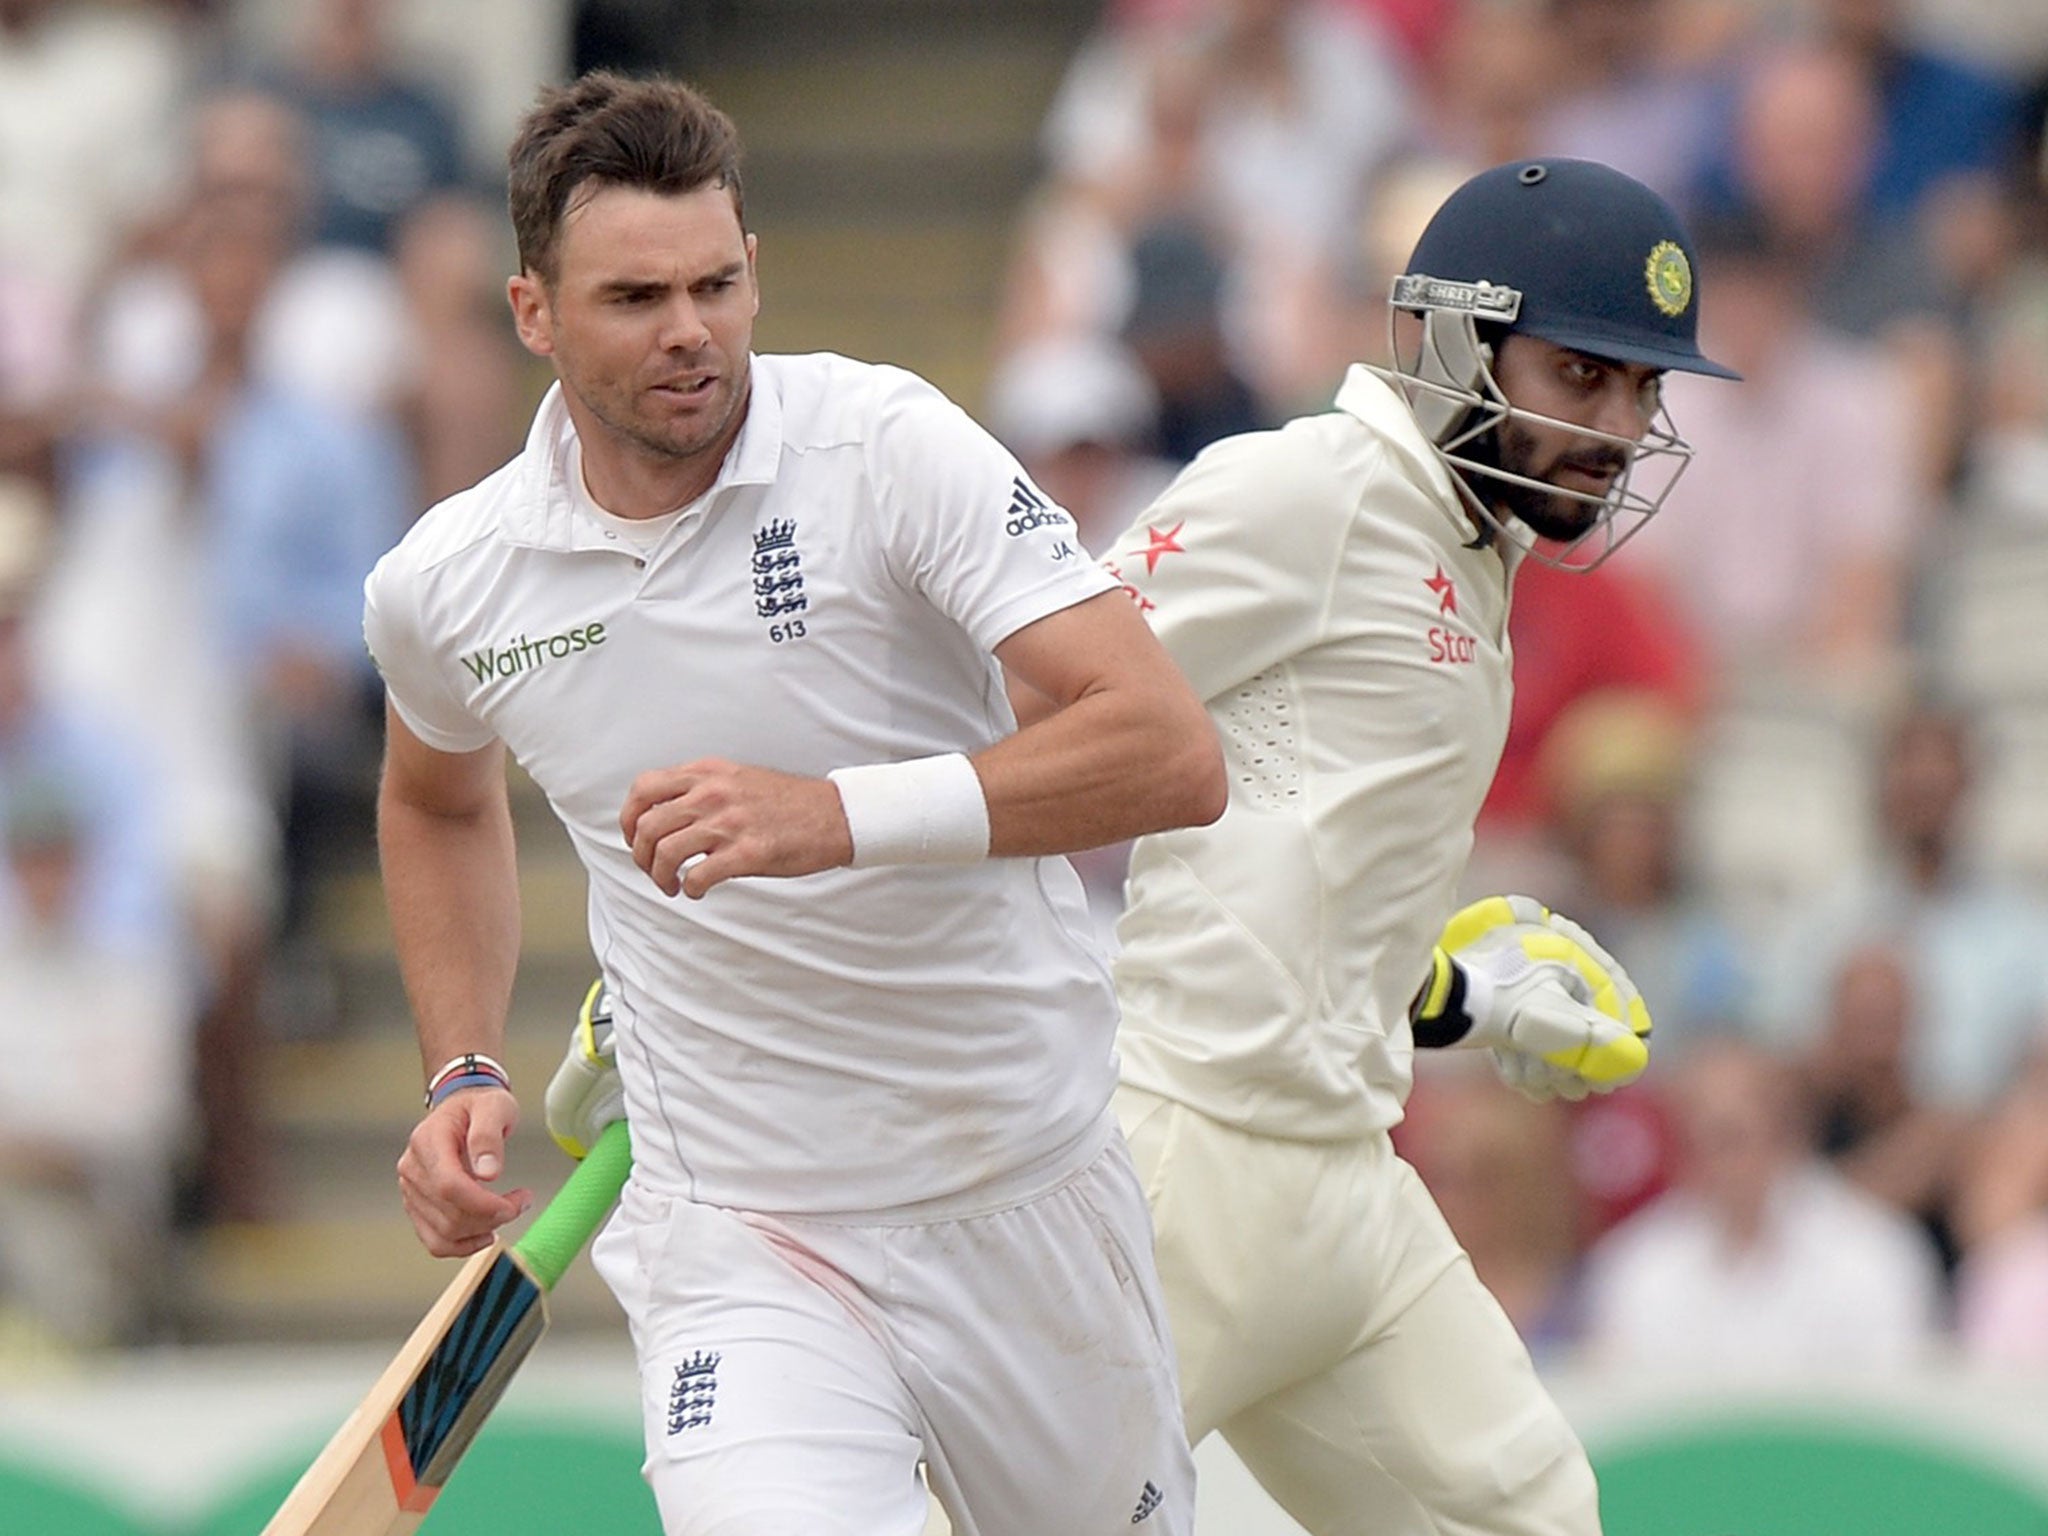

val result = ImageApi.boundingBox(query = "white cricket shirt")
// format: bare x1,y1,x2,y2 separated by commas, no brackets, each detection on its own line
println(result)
1103,366,1517,1140
365,353,1120,1214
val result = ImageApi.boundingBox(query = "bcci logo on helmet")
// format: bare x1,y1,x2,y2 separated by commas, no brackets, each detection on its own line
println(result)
1644,241,1692,318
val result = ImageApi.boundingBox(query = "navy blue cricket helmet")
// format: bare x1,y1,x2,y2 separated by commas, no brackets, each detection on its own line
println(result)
1368,158,1739,569
1404,158,1736,380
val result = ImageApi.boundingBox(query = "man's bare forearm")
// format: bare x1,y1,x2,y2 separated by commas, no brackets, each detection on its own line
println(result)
378,785,523,1087
974,679,1224,856
982,591,1225,855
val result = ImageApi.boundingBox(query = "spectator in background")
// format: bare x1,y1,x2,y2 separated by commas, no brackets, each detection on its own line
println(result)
1700,39,1966,484
1579,1038,1946,1373
1791,0,2034,498
0,0,196,515
42,85,411,1215
37,101,288,1209
264,0,469,257
86,88,411,959
1697,38,1922,325
1631,209,1925,700
132,115,401,864
1018,0,1414,414
390,191,531,508
0,480,182,972
1419,3,1554,170
0,0,194,345
1531,692,1751,1053
1806,0,2028,225
36,421,278,1224
1942,149,2048,521
1693,14,2023,239
1041,0,1413,289
1523,0,1730,204
122,94,521,510
1563,1073,1680,1251
1917,167,2040,501
1759,700,2048,1114
1119,216,1266,463
176,196,410,973
1952,1030,2048,1368
1804,942,1973,1276
0,777,192,1348
1498,691,1730,1256
1908,0,2048,92
999,37,1213,359
94,88,415,425
0,485,191,1347
1475,550,1703,872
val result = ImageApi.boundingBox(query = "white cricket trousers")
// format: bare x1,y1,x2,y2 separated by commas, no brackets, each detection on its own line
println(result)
591,1117,1196,1536
1115,1084,1601,1536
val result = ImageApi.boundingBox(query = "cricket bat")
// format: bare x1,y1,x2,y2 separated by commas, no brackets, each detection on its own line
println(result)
262,1119,633,1535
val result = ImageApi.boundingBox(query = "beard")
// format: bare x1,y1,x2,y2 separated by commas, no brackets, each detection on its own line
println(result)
566,350,752,467
1461,419,1630,545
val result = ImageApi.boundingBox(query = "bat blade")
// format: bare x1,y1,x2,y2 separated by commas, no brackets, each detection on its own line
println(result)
261,1122,631,1535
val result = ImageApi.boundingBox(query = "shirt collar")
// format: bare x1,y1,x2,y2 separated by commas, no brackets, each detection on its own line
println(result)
505,355,784,550
723,355,783,489
1332,364,1484,547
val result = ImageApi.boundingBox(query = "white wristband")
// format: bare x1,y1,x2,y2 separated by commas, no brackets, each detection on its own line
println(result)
828,753,991,867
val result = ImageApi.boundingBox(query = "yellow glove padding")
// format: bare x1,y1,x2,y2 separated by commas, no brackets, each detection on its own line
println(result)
544,978,624,1160
1420,895,1653,1100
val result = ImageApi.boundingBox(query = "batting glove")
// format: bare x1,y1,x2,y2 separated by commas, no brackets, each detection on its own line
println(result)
1412,895,1652,1102
544,978,625,1160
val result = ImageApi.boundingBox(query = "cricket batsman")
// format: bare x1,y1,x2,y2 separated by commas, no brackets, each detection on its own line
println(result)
1092,157,1736,1535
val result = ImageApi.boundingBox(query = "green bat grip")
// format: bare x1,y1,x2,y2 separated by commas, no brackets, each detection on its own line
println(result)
512,1119,631,1291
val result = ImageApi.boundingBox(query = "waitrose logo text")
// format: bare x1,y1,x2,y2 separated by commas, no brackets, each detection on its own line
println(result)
461,622,607,683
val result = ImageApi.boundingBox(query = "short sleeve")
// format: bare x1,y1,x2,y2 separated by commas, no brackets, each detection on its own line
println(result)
1097,426,1353,703
362,549,497,754
865,370,1115,651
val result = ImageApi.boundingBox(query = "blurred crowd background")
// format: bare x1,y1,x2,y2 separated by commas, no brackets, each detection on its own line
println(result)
1,0,2046,1399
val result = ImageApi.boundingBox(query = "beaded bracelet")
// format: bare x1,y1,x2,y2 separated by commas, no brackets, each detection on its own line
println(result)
424,1051,511,1109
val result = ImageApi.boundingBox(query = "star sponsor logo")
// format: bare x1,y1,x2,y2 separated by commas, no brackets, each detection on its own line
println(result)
1425,563,1458,616
1424,564,1478,663
1139,521,1185,574
1428,626,1479,664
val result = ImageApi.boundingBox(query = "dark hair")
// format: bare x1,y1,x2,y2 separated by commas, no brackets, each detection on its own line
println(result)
508,71,745,283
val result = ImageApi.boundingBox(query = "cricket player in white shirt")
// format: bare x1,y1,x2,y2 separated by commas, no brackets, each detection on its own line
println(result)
366,74,1225,1536
1093,159,1740,1534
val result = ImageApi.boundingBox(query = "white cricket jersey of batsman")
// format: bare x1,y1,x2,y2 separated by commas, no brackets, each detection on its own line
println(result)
364,352,1121,1214
1104,366,1518,1140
